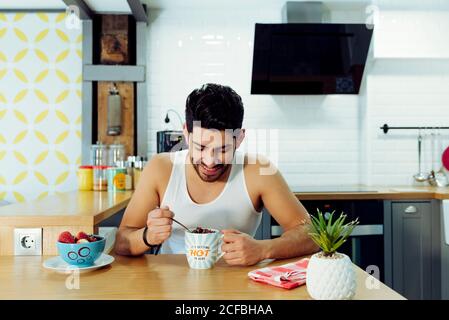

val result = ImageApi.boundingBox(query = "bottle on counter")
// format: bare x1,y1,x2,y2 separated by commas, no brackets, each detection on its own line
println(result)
125,161,133,190
116,160,134,191
133,160,146,189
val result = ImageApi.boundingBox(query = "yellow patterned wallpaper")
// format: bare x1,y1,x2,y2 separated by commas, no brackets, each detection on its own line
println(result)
0,12,82,204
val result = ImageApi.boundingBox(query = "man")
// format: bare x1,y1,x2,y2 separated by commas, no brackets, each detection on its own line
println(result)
115,83,318,266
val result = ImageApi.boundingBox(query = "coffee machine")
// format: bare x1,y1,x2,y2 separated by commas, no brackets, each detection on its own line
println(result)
156,108,188,153
156,130,187,153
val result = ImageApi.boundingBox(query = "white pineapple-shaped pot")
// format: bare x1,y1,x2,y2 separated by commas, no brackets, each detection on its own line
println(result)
306,251,356,300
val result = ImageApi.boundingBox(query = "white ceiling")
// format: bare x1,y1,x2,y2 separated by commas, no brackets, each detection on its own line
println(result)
143,0,368,11
1,0,448,12
0,0,66,10
143,0,449,11
84,0,131,13
0,0,131,12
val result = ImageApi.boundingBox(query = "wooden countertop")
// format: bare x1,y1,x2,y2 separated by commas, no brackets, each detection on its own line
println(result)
1,185,448,227
293,185,449,200
0,254,405,300
0,191,132,227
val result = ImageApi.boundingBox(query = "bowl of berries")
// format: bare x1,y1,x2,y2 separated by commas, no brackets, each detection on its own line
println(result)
57,231,105,267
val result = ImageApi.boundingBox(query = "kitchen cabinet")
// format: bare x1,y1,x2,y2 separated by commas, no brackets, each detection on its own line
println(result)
81,15,148,165
439,200,449,300
388,200,441,300
254,208,271,240
95,15,136,157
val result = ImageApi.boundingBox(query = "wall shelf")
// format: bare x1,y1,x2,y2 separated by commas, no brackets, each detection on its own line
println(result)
83,65,145,82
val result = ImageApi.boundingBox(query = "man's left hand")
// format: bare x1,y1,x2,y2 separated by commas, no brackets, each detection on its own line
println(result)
221,229,267,266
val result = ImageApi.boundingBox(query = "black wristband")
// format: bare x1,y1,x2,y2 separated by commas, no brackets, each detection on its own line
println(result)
142,226,157,248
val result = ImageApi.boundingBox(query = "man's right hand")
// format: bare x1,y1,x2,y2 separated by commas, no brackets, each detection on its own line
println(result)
145,206,174,245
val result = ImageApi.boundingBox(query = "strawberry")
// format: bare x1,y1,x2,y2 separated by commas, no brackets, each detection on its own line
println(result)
87,236,97,242
58,231,75,243
77,239,89,244
76,231,89,240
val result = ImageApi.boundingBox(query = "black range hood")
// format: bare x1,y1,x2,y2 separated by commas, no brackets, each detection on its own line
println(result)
250,23,373,95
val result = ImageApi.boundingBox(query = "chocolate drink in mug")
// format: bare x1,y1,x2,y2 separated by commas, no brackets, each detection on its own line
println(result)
190,226,215,234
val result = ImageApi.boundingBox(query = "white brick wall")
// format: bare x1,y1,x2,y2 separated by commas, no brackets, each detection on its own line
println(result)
374,11,449,58
146,6,449,187
365,63,449,185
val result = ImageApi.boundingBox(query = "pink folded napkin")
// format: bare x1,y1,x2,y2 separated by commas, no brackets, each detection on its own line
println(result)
247,258,309,289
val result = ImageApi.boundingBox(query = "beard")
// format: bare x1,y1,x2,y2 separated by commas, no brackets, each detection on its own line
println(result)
190,157,230,183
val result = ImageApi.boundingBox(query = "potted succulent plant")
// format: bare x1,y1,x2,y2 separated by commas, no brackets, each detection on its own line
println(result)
306,209,359,300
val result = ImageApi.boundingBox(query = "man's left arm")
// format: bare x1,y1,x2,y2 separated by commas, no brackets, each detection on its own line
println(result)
222,159,319,266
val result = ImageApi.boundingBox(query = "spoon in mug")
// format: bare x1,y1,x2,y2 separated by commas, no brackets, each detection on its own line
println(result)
154,205,192,234
170,217,192,233
156,205,192,233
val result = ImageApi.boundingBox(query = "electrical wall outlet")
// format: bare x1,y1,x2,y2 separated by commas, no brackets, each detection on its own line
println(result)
14,228,42,255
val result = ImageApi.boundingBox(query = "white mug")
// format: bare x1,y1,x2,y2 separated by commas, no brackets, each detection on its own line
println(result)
184,229,224,269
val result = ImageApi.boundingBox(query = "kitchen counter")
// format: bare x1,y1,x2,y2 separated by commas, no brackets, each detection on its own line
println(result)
0,190,132,226
0,191,132,255
2,185,447,226
2,186,448,227
1,184,448,255
0,254,405,300
292,185,449,200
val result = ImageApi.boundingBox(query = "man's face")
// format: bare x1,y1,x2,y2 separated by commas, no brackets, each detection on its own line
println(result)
187,127,237,182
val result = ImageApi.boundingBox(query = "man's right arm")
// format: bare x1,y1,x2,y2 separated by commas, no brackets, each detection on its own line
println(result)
114,154,173,256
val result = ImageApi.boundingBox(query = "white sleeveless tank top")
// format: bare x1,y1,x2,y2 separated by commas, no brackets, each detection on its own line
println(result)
159,149,262,254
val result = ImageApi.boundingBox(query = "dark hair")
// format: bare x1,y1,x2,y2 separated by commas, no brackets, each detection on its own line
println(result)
185,83,244,133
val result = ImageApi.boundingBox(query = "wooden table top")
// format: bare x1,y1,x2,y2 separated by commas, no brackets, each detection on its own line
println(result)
0,254,405,300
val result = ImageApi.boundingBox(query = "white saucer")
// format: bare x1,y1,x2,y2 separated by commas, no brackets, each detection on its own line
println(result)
43,253,114,273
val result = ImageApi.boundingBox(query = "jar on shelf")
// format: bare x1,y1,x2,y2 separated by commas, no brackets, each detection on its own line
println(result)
107,167,127,192
93,166,109,191
108,144,125,166
91,142,108,166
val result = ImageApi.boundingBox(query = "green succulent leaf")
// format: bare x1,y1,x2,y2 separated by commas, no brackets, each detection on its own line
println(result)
308,209,359,256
